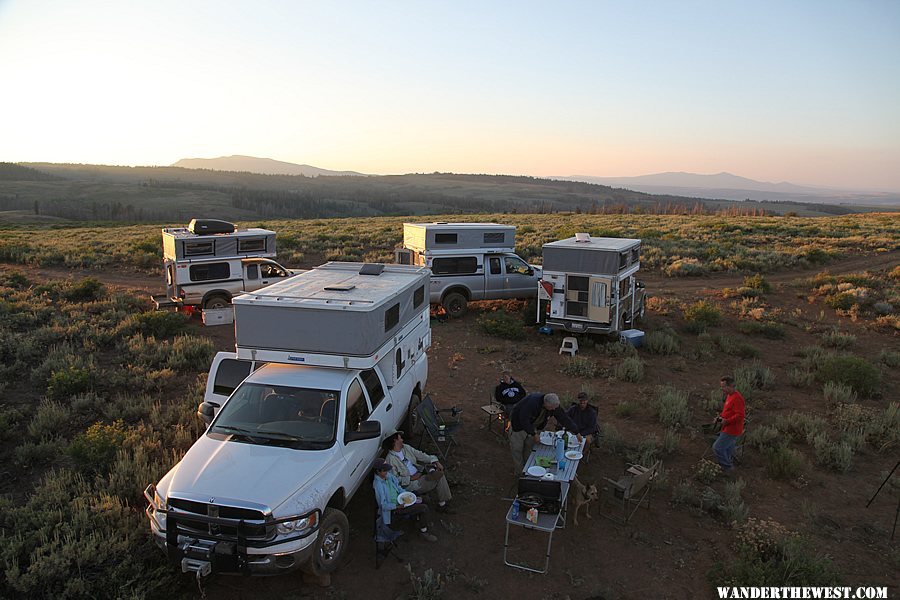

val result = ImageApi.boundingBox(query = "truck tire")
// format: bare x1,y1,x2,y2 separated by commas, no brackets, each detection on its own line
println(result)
442,292,467,318
203,294,230,310
308,508,349,576
403,392,423,439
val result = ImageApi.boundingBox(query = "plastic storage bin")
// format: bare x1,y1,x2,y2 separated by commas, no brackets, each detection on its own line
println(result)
619,329,644,348
202,308,234,326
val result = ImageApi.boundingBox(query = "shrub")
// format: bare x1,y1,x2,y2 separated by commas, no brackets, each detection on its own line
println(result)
599,422,624,453
644,329,680,355
614,357,644,382
662,428,680,454
3,271,31,289
817,354,882,398
737,320,786,339
774,412,827,444
702,389,722,414
694,459,721,484
69,420,128,473
167,336,216,372
878,349,900,368
476,311,526,340
764,445,805,479
654,386,691,428
822,381,857,407
788,367,815,388
820,330,856,349
720,478,749,525
734,360,775,398
27,400,72,439
14,437,66,466
810,433,853,472
715,334,759,358
746,424,780,450
129,311,189,338
743,274,772,293
46,366,92,399
562,356,599,378
614,400,634,418
683,301,723,333
62,277,106,302
599,340,637,358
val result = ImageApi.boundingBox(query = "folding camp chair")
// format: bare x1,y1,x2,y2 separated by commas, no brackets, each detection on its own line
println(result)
601,460,661,524
415,394,461,462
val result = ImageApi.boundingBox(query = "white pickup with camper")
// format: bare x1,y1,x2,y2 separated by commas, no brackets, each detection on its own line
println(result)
541,234,646,335
145,262,431,578
153,219,299,311
395,222,541,317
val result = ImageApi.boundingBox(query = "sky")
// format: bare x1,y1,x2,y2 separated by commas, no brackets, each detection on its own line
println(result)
1,1,899,190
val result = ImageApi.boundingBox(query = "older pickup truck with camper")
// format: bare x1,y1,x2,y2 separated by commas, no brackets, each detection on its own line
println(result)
145,262,430,578
395,222,541,317
153,219,298,311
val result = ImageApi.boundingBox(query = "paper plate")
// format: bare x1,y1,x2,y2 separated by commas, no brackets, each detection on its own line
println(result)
539,432,555,445
527,465,547,477
565,450,583,460
568,436,581,448
397,492,416,507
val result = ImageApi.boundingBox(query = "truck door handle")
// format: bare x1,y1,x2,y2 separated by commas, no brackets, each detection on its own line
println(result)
385,403,392,412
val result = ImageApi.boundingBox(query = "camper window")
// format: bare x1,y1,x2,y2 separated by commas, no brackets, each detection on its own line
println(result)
489,257,501,275
238,238,266,254
484,232,505,244
360,369,385,409
632,245,640,263
432,256,478,275
434,233,458,244
184,241,214,257
413,285,425,308
247,264,259,281
385,303,400,332
189,262,230,282
345,379,371,436
619,252,629,269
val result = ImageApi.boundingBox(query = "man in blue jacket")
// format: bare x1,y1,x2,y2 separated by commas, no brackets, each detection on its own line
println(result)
509,392,581,472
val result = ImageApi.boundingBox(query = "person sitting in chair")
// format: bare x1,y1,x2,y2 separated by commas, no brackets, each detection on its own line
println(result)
494,371,527,412
566,391,599,448
373,458,438,542
383,429,454,513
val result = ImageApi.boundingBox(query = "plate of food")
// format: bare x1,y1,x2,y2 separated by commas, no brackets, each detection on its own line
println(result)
565,450,583,460
527,465,547,477
539,431,555,446
397,492,417,507
568,436,581,448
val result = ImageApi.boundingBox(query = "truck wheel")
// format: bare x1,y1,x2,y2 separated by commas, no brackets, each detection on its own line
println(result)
403,392,423,439
442,292,467,318
203,294,230,310
308,508,349,576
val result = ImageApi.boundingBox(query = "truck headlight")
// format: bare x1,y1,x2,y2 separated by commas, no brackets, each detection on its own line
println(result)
276,511,318,535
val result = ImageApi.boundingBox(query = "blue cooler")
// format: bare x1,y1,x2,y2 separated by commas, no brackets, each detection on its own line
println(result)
620,329,644,348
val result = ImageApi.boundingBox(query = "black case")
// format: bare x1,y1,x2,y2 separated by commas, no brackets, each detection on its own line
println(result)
188,219,236,235
517,477,562,513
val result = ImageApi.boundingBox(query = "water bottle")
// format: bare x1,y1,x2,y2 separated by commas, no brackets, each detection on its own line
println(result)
555,436,564,465
511,499,520,520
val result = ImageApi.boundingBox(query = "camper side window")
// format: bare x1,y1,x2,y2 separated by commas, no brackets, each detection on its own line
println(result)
184,241,214,257
434,233,457,244
619,252,628,269
189,262,230,282
238,238,266,253
413,285,425,308
344,379,371,436
432,257,477,275
484,232,505,244
385,303,400,332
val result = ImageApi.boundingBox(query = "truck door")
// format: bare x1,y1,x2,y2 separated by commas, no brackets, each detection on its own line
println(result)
587,277,612,323
341,377,380,493
245,263,259,292
485,256,505,297
502,255,536,298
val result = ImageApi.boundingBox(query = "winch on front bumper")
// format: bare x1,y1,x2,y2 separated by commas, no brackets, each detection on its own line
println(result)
144,485,319,576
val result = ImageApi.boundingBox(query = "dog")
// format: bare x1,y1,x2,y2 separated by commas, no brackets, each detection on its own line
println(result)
571,476,599,526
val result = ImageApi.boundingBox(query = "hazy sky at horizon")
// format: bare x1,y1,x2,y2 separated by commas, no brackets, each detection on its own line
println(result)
1,1,899,190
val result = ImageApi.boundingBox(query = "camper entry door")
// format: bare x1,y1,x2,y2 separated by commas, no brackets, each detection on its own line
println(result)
588,277,612,323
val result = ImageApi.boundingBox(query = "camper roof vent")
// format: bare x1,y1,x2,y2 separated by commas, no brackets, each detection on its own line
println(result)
324,284,356,291
575,232,591,243
358,263,385,276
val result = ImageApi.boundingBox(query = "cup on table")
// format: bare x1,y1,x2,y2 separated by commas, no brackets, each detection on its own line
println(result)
558,458,567,471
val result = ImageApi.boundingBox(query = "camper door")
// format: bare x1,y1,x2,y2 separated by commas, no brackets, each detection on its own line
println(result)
588,276,612,323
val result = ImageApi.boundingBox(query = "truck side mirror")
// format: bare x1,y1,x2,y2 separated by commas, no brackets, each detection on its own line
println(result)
197,402,218,425
345,420,381,443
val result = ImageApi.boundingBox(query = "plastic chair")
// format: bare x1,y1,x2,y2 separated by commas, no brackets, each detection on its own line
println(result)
415,394,461,462
559,337,578,356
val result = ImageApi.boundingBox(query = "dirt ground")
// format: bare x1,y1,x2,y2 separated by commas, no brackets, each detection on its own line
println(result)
14,252,900,600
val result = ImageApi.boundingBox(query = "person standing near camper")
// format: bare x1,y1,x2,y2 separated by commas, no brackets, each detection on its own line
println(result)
509,392,581,472
713,376,745,472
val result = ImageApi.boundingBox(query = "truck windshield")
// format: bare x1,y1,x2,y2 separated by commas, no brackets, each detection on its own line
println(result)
209,383,339,449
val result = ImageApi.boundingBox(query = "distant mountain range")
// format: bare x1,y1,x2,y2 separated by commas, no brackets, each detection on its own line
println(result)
557,172,900,206
172,155,366,177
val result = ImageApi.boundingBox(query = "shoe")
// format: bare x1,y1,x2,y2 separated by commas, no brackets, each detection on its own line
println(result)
419,530,438,542
435,503,455,515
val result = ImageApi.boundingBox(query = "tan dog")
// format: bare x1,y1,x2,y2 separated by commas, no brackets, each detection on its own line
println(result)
571,476,599,526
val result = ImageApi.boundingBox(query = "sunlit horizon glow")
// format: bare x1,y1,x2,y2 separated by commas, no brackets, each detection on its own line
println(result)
1,1,899,191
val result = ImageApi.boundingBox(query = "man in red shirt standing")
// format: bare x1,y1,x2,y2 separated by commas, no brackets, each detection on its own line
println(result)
713,376,746,472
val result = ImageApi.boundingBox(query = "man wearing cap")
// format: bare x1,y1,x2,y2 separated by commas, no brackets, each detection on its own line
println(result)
509,392,581,473
372,457,438,542
382,429,453,513
566,391,599,447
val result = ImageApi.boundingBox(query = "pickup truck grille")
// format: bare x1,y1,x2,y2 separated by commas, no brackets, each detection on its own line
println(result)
168,497,272,540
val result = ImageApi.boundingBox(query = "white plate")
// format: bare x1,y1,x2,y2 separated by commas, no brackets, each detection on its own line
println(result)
568,436,581,448
527,465,547,477
555,430,565,438
397,492,416,507
539,432,555,445
565,450,583,460
542,472,555,480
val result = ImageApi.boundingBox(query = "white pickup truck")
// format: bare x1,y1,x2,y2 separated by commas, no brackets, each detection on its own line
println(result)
144,263,431,577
